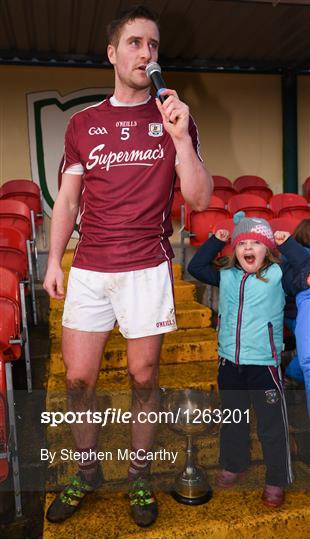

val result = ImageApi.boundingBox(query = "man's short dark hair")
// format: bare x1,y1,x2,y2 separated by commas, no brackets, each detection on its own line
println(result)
107,5,159,47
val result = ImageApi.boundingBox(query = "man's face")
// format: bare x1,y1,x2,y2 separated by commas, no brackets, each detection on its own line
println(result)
107,18,160,91
235,239,267,273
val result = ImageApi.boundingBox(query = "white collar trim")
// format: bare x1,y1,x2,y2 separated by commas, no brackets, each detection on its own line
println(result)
110,95,151,107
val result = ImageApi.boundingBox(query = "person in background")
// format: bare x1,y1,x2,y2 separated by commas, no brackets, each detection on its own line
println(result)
188,211,310,508
43,4,213,528
292,219,310,417
283,296,303,385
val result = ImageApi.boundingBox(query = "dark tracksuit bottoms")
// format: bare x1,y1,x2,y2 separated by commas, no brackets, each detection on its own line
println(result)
218,357,292,486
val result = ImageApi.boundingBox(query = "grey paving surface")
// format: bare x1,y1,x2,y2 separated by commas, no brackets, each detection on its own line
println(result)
0,287,50,538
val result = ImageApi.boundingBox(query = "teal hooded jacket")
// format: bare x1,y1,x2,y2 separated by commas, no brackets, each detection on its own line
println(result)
188,235,310,367
218,265,284,366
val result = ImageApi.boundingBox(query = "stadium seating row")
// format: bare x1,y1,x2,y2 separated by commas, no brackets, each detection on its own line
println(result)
183,193,310,246
172,175,310,221
213,174,310,198
0,178,44,517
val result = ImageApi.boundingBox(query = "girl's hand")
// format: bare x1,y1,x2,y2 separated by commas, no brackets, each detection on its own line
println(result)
274,230,291,246
215,229,230,242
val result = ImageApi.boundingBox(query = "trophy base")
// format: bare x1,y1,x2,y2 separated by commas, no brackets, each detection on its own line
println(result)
171,488,213,506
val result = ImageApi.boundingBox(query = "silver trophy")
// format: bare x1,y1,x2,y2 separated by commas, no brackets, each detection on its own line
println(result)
163,388,218,505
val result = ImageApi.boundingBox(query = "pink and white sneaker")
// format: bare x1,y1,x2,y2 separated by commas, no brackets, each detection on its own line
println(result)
215,469,245,488
262,484,285,508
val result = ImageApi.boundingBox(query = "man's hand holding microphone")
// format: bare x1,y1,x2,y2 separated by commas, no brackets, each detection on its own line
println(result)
146,62,190,141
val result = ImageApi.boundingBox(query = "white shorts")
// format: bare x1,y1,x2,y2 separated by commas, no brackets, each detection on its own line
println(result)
62,261,177,338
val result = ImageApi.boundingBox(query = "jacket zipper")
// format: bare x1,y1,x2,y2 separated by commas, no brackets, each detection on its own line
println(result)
235,273,249,365
217,314,221,332
268,322,278,362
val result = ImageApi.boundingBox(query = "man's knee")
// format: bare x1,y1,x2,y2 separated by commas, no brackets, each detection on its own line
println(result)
66,377,96,408
128,363,158,387
66,376,89,390
128,366,159,403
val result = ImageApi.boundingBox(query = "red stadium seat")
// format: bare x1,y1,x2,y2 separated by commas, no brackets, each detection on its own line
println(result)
0,268,21,364
213,187,236,205
278,207,310,220
213,176,233,188
180,196,229,266
190,210,229,246
183,196,226,229
269,193,309,220
0,200,31,239
239,185,273,202
182,196,226,232
213,217,235,236
269,193,308,215
0,179,46,249
0,180,42,225
0,227,37,327
269,217,301,235
234,175,268,192
190,197,229,246
209,195,227,210
0,267,23,506
303,177,310,202
0,227,29,283
0,199,39,279
228,194,274,219
0,266,32,392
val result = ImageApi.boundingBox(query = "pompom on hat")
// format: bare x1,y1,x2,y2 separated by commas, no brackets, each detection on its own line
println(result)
231,211,275,249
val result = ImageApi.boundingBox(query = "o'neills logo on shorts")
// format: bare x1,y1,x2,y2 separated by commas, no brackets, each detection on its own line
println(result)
156,319,175,328
86,143,164,171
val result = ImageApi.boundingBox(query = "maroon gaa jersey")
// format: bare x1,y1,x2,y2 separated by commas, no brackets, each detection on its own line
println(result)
62,96,202,272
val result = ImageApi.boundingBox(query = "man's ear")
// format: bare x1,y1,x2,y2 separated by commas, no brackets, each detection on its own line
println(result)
107,44,116,65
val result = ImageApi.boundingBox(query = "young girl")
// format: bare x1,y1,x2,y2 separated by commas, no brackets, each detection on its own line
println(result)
188,211,310,508
293,219,310,417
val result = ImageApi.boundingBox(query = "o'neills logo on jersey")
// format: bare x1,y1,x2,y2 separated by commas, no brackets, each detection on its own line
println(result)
86,143,165,171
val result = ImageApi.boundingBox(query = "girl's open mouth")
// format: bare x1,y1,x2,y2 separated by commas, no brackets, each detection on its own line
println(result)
244,255,255,264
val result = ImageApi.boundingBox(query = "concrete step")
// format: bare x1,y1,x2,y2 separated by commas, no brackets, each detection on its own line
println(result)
176,302,212,328
173,263,182,280
43,461,310,539
174,280,197,302
48,328,218,374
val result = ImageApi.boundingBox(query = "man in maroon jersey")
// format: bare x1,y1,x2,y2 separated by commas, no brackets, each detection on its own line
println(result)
44,4,213,527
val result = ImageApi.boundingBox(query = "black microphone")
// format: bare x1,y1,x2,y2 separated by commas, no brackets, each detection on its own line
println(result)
145,62,168,104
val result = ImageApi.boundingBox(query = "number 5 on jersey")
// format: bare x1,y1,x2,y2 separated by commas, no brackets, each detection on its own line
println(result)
120,127,130,140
